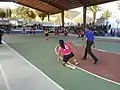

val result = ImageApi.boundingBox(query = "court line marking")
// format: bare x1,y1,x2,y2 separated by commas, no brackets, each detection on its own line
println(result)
95,48,120,55
68,34,120,40
72,41,120,55
3,42,64,90
0,64,11,90
55,45,120,86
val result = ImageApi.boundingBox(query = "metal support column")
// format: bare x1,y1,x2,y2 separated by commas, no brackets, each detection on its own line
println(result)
61,10,64,27
48,14,50,21
83,6,87,30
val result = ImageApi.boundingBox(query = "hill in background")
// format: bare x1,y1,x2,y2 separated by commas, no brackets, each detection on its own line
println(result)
64,10,80,20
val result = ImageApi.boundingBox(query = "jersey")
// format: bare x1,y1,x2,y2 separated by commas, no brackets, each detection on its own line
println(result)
59,43,71,56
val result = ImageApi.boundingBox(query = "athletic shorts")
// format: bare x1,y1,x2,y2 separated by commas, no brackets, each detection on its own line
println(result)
63,52,74,63
45,33,49,36
81,34,84,37
30,31,32,34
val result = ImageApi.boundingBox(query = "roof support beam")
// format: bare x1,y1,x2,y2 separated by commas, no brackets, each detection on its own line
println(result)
40,0,65,10
86,0,117,7
48,13,50,21
78,0,86,5
61,10,64,27
83,6,87,30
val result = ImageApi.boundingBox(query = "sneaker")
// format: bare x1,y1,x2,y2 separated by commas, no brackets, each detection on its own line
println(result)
68,65,76,69
81,57,86,60
93,60,98,64
64,64,70,67
75,62,80,65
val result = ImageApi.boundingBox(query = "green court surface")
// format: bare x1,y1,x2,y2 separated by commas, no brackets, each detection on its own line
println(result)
3,34,120,90
74,38,120,53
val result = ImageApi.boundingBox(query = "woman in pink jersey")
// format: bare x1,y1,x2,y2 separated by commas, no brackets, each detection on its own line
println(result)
57,39,79,66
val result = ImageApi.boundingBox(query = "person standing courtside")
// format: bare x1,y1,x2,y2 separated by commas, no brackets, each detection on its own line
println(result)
44,28,49,40
0,27,4,44
82,26,98,64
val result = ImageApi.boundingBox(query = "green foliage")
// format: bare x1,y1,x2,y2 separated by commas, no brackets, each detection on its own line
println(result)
11,9,16,14
16,6,29,19
5,8,12,17
36,11,47,21
15,6,36,20
102,9,112,19
27,10,36,20
88,5,101,24
88,5,101,13
0,8,6,18
54,14,61,24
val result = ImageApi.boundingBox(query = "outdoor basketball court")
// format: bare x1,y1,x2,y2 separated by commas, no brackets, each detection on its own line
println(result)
0,34,120,90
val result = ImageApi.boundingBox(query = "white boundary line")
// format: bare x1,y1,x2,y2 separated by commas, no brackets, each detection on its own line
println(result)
0,64,11,90
68,34,120,40
3,42,64,90
72,41,120,55
96,49,120,55
55,45,120,86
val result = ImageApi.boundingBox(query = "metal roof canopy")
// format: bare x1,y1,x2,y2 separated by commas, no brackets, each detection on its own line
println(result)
14,0,118,14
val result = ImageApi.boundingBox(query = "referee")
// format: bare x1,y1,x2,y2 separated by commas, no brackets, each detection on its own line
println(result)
82,26,98,64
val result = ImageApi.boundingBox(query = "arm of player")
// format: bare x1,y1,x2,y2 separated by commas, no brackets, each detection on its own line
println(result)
67,43,78,55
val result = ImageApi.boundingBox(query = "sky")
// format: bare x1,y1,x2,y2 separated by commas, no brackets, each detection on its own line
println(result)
0,2,19,9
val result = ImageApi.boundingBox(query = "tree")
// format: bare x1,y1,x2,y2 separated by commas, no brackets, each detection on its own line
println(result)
15,6,36,20
27,10,36,20
36,11,47,22
11,9,16,15
54,14,61,25
102,9,112,19
88,5,101,24
6,8,12,17
16,6,29,19
0,8,6,18
40,13,47,21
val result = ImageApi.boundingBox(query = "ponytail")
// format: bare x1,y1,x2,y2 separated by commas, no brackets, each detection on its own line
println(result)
59,39,66,49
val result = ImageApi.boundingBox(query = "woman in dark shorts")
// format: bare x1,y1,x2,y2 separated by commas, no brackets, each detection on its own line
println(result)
57,40,80,67
44,29,49,40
